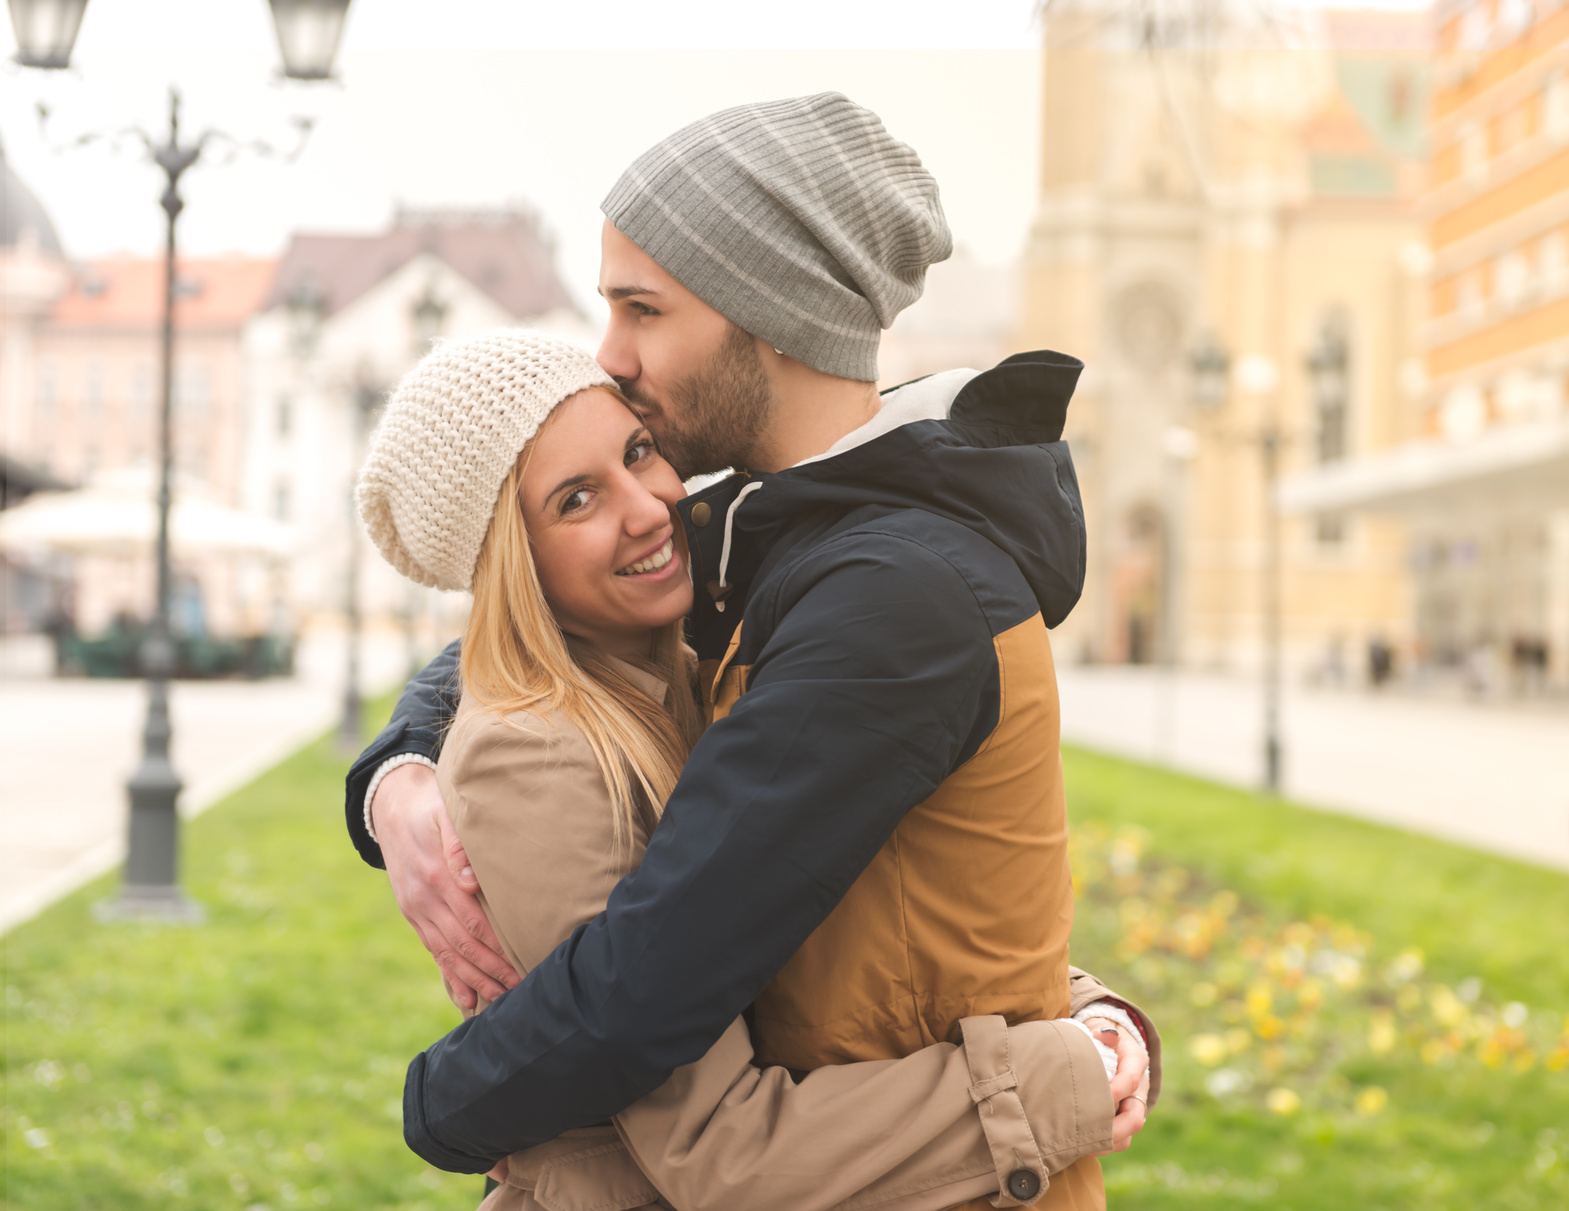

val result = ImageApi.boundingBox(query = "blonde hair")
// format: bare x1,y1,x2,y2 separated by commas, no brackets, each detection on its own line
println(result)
460,427,702,848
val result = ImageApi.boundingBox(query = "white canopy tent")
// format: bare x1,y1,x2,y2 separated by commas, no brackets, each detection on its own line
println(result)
0,469,294,559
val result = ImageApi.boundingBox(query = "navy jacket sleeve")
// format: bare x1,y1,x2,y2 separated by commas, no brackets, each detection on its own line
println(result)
344,638,463,869
404,529,1003,1172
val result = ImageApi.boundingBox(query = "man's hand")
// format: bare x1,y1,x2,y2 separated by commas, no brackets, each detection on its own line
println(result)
371,762,520,1009
1083,1017,1150,1154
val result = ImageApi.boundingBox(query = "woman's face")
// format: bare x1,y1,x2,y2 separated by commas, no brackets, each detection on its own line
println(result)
519,387,693,658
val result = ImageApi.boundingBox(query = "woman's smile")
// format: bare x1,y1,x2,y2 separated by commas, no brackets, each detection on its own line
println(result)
616,535,678,578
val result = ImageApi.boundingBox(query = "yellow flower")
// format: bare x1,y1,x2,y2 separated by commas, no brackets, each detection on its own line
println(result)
1189,1033,1228,1067
1354,1086,1389,1116
1512,1049,1537,1073
1297,980,1323,1012
1255,1015,1286,1041
1246,983,1274,1017
1420,1038,1449,1066
1545,1047,1569,1073
1266,1088,1301,1116
1430,986,1467,1029
1369,1013,1398,1054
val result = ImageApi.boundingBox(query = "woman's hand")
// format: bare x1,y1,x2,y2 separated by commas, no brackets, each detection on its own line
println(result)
1082,1016,1151,1154
371,762,520,1008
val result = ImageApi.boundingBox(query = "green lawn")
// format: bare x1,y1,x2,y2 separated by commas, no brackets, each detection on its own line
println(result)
3,705,477,1211
1068,746,1569,1209
4,717,1566,1210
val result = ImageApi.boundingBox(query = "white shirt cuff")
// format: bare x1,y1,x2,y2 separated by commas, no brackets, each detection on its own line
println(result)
1064,1018,1120,1080
363,753,438,842
1074,1001,1146,1053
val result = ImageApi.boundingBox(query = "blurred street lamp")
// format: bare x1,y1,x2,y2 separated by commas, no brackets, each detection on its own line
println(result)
1305,318,1349,464
5,0,86,68
286,271,327,356
1186,336,1287,795
12,0,353,921
1188,330,1231,410
268,0,353,81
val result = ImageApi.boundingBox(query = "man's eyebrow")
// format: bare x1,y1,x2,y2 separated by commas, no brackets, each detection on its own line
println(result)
600,285,661,301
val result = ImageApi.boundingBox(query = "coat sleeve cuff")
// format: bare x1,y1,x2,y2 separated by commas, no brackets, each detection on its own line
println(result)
959,1015,1115,1207
402,1051,496,1176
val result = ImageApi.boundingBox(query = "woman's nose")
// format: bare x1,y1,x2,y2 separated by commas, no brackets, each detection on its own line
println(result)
623,478,673,537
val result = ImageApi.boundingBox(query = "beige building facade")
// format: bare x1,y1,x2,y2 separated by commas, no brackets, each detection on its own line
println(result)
1020,7,1430,681
1283,0,1569,692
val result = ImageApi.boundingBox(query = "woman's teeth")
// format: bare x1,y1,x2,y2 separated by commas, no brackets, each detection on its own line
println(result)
616,538,674,576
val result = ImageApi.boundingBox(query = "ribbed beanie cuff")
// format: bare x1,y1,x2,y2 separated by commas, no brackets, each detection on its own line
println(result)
603,93,952,382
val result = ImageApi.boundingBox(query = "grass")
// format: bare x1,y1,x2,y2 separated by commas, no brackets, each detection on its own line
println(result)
3,699,477,1211
1067,745,1569,1209
4,712,1566,1210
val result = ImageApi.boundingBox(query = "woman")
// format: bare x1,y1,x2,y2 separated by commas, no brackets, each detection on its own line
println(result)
358,330,1151,1211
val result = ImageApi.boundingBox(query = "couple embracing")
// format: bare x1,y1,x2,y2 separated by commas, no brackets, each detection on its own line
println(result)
346,92,1161,1210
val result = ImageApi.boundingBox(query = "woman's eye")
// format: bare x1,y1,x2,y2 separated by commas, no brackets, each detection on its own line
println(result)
625,440,654,468
560,488,592,515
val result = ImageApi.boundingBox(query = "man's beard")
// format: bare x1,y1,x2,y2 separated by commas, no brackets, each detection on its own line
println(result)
619,324,773,479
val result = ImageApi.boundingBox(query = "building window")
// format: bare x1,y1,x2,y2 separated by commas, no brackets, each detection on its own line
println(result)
276,395,292,439
37,363,56,413
1459,122,1488,183
84,362,103,419
1548,74,1569,144
1458,5,1491,51
1495,249,1532,311
1543,230,1568,295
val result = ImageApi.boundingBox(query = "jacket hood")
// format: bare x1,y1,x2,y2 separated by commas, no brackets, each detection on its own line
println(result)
718,350,1087,628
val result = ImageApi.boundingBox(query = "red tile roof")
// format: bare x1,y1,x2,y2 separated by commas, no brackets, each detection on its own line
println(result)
49,255,277,329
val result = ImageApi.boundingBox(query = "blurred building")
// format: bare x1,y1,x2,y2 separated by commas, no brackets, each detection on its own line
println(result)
1282,0,1569,692
243,207,593,629
1,138,72,630
1021,5,1430,679
879,248,1019,389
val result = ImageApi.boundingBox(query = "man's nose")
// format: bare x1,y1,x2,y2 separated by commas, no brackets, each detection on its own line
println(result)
596,319,638,386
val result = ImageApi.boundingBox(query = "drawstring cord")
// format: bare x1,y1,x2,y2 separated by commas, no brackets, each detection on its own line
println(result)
713,481,764,613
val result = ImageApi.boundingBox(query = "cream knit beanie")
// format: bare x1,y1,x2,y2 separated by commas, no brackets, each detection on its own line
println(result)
357,329,614,593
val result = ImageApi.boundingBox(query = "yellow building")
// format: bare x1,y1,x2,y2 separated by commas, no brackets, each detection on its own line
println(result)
1283,0,1569,690
1021,7,1430,680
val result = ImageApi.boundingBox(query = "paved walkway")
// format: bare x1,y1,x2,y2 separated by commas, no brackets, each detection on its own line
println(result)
1,630,416,933
1055,666,1569,872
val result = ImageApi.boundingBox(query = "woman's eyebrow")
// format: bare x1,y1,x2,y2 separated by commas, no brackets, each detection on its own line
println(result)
545,473,591,502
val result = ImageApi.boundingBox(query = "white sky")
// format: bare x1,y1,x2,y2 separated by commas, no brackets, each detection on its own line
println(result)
1,0,1431,320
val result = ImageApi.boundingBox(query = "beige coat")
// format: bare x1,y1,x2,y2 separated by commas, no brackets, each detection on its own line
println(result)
438,660,1153,1211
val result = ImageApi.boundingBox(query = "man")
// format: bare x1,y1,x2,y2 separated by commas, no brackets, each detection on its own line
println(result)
348,94,1158,1207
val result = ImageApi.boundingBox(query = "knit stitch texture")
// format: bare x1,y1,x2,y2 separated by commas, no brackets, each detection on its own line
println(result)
357,329,613,593
602,92,952,382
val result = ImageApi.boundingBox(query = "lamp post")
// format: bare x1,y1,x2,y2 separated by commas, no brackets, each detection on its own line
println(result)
1186,335,1287,795
11,0,353,921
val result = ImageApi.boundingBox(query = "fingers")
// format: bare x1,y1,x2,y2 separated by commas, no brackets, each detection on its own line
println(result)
487,1159,508,1183
1109,1096,1148,1151
415,907,515,1003
436,806,481,895
1106,1032,1149,1104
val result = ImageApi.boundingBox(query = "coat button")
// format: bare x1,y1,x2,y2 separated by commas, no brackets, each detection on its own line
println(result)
1006,1168,1041,1201
690,502,712,526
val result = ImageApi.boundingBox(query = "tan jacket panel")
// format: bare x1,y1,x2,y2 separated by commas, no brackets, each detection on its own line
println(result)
439,679,1119,1211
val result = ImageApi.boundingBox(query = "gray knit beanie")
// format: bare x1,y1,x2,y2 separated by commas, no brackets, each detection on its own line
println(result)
602,92,952,382
357,329,614,593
